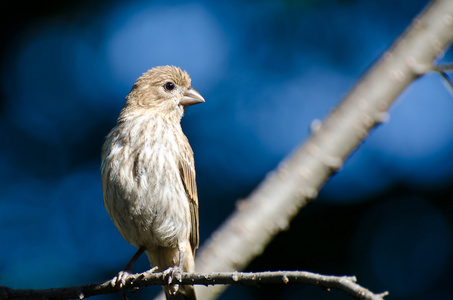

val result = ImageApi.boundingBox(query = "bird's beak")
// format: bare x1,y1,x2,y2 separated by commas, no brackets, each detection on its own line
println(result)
179,87,205,107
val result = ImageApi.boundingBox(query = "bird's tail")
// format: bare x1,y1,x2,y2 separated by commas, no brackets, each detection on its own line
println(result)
164,284,196,300
146,246,196,300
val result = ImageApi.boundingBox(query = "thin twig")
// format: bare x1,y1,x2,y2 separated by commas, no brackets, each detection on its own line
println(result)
0,271,387,300
434,63,453,71
439,71,453,89
433,64,453,90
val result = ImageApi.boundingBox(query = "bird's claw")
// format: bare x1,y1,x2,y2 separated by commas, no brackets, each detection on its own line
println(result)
111,270,132,288
163,266,183,295
163,266,183,284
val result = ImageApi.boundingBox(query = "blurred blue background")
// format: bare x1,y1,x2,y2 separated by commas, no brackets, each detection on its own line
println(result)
1,0,453,299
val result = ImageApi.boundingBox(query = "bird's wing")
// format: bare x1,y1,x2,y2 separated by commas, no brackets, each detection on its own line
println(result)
179,153,199,253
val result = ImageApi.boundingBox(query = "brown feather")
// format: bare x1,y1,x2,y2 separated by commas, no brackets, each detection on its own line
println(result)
179,157,199,252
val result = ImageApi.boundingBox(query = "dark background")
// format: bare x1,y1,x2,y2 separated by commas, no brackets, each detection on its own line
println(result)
1,0,452,299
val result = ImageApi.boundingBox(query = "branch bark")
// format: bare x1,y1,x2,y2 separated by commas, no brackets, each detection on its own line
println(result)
189,0,453,299
0,271,387,300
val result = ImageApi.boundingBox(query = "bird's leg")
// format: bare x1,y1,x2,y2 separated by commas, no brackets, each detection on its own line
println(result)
124,247,146,271
163,247,186,295
112,247,146,288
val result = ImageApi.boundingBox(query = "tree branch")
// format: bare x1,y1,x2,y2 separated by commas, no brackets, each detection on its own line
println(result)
188,0,453,299
0,271,387,300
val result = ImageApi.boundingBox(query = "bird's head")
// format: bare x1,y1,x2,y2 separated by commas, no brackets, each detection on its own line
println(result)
124,65,205,121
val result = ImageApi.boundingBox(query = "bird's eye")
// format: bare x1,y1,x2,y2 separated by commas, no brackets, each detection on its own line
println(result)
163,82,175,91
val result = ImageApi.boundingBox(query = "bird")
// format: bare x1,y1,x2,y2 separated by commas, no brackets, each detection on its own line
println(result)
101,65,204,300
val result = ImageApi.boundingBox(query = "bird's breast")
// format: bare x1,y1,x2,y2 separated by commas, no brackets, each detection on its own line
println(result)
102,114,192,248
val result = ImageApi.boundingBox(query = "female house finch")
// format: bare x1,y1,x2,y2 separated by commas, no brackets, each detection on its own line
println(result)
101,66,204,300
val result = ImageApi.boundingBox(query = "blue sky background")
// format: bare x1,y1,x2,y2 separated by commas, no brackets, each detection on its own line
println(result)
1,0,452,299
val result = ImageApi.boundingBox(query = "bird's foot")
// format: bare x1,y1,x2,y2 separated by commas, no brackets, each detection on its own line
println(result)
163,266,183,284
163,266,183,295
111,270,132,288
